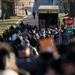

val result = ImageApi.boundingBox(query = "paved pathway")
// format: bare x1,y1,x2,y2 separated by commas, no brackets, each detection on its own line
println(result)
0,14,38,27
19,15,38,26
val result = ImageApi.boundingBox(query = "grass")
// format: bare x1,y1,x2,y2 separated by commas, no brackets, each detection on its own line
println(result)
0,16,23,25
0,16,23,35
0,26,10,35
0,13,68,35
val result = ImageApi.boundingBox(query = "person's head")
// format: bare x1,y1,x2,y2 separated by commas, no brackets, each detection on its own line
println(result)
40,53,54,64
45,59,62,75
18,45,31,58
0,42,18,71
41,28,45,33
25,39,30,46
62,53,75,75
14,38,21,45
32,29,36,34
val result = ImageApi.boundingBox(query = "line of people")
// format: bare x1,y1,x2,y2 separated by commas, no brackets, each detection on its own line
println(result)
0,22,75,75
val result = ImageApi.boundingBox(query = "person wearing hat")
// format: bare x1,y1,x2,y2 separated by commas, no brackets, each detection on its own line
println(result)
16,44,38,73
17,45,31,59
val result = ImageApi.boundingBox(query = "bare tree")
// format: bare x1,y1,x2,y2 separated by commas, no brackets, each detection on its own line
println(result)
59,0,68,13
7,0,15,16
69,0,75,17
1,0,15,19
1,0,10,19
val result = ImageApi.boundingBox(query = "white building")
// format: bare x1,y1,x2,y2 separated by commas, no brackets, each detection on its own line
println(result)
15,0,35,15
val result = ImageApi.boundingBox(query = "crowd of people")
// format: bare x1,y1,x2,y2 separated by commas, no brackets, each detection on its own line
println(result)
0,21,75,75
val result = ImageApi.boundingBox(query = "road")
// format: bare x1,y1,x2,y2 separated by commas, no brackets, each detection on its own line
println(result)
20,15,38,26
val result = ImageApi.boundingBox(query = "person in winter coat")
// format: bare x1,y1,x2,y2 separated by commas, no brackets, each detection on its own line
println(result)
0,42,18,75
0,42,30,75
25,39,39,56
